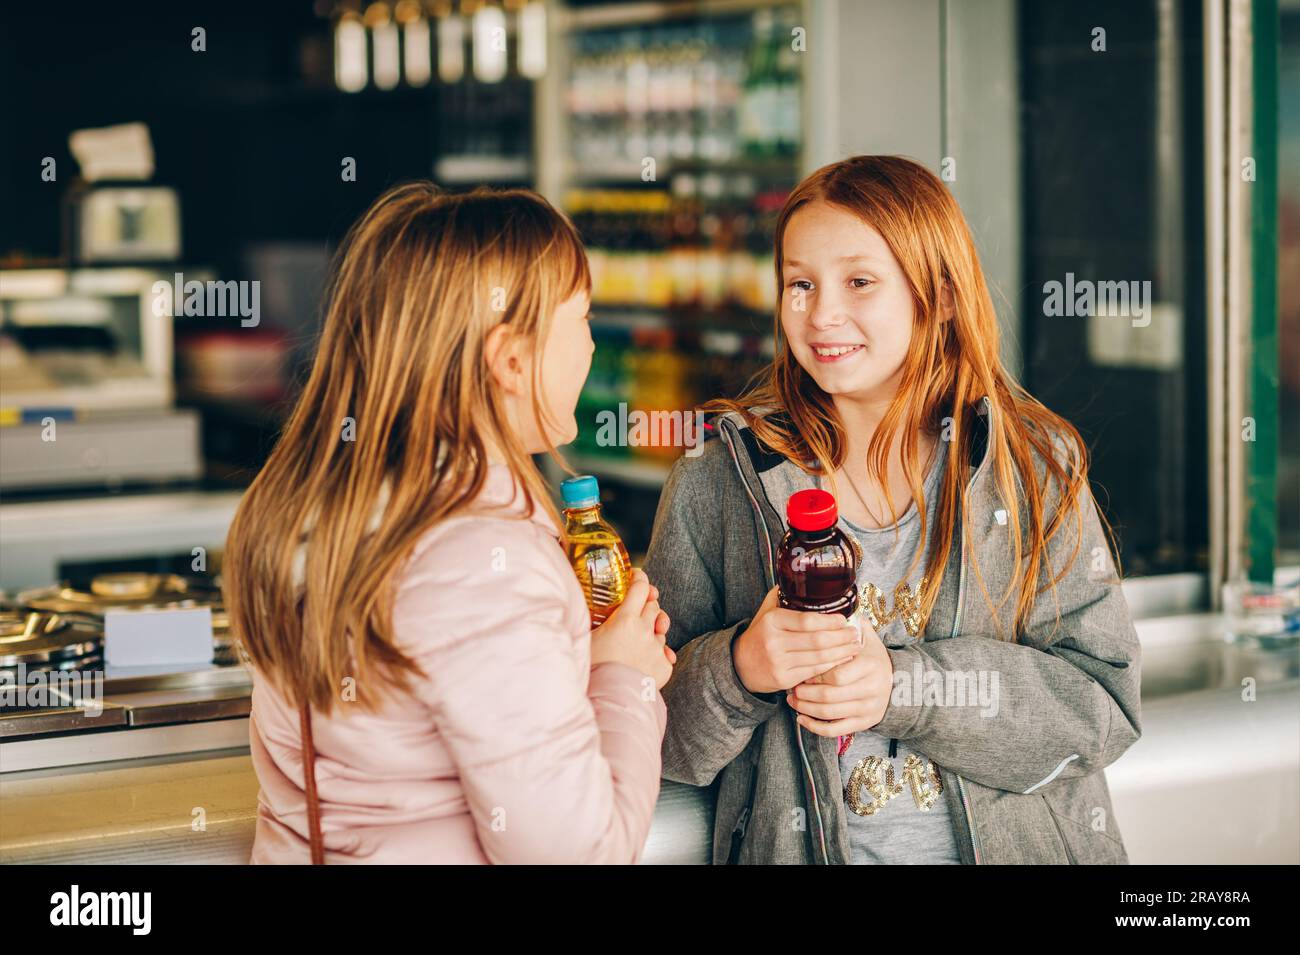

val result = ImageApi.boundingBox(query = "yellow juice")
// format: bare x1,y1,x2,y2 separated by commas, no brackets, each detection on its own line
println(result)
560,475,632,627
566,520,632,626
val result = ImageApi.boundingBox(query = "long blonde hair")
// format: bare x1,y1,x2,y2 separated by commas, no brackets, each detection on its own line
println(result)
223,182,590,712
706,155,1118,640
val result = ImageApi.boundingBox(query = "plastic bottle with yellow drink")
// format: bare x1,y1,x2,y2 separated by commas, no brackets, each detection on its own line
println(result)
560,475,632,627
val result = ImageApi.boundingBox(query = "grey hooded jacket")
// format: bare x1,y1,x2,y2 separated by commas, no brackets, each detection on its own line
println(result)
642,397,1142,864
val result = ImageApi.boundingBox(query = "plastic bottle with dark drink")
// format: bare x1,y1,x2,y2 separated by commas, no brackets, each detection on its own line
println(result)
777,488,860,631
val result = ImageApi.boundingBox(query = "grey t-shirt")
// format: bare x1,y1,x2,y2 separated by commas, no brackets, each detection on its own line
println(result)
818,447,962,864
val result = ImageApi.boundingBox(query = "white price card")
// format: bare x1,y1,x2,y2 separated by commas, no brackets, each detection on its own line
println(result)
104,607,214,669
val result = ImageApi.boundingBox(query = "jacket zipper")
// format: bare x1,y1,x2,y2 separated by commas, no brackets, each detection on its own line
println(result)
950,403,990,866
729,806,750,855
950,556,982,865
717,423,765,864
719,418,831,864
724,408,995,865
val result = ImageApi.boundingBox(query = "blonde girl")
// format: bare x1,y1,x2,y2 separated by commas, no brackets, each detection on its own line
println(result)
225,183,672,864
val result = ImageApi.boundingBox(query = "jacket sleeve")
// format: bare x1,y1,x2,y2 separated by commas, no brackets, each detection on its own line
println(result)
643,453,782,787
394,520,667,864
872,460,1142,796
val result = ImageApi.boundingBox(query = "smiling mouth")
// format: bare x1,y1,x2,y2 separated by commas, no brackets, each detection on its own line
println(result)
810,344,865,361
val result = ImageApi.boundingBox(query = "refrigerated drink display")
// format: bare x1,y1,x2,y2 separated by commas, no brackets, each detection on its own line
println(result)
557,3,802,504
568,189,675,307
561,475,633,627
572,322,634,461
568,180,784,315
740,7,801,161
567,20,749,172
626,325,695,460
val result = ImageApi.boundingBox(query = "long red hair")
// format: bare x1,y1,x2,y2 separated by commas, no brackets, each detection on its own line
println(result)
706,155,1118,640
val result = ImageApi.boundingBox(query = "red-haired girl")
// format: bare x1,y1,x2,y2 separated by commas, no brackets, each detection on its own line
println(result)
645,155,1141,865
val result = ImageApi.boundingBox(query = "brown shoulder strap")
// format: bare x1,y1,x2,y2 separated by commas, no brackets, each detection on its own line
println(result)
298,703,325,865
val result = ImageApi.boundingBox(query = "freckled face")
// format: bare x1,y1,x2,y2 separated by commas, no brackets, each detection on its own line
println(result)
780,201,916,403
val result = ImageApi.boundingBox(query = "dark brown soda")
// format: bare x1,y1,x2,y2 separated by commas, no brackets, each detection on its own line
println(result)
776,524,859,618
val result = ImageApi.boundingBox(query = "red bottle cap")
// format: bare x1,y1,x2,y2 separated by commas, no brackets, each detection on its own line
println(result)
787,488,838,531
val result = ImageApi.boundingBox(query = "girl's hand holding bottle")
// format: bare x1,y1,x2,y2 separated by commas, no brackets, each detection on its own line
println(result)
785,629,894,736
740,487,893,729
733,586,862,694
590,569,676,690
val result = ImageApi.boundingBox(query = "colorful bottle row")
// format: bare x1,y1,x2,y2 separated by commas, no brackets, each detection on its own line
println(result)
571,322,774,465
566,8,802,170
567,181,787,314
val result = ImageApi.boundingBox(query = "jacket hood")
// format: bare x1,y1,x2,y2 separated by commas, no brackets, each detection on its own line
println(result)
705,397,994,587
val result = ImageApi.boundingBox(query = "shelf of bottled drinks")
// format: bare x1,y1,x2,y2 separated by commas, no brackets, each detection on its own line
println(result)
555,1,803,494
319,0,806,536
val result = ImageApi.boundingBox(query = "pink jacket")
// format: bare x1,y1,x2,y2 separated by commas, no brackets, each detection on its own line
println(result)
248,463,667,864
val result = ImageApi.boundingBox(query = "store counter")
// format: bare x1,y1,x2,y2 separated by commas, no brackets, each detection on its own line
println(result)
2,614,1297,864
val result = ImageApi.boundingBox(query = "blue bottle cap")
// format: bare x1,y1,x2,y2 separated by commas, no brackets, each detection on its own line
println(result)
560,474,601,509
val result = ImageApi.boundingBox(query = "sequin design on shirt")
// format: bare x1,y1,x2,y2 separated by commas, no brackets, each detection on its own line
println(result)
831,446,961,861
859,574,929,638
845,753,944,816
